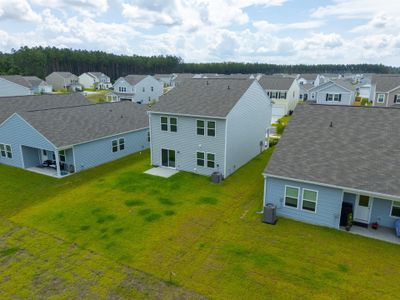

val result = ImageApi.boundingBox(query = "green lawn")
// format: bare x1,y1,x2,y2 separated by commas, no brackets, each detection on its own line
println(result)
1,150,399,299
85,90,109,103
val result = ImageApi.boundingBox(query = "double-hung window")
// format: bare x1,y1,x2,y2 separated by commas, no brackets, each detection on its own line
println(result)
394,95,400,104
197,120,205,135
197,151,205,166
377,94,385,103
197,120,216,136
207,153,215,168
112,138,125,152
0,144,12,159
302,189,318,212
284,186,299,208
161,116,177,132
207,121,216,136
391,201,400,218
327,93,341,102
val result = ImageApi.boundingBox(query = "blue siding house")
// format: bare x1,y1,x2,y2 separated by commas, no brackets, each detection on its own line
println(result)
149,78,272,178
0,98,149,177
263,104,400,234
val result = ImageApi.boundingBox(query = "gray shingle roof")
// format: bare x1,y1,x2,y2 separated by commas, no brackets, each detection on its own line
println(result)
150,78,255,117
331,79,357,91
52,72,76,79
0,75,32,88
19,101,149,148
23,76,48,87
372,74,400,92
258,75,295,91
299,74,319,81
0,93,90,124
124,75,148,86
264,104,400,197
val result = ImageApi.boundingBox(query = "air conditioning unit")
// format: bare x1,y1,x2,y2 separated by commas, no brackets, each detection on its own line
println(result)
263,203,277,224
210,172,223,184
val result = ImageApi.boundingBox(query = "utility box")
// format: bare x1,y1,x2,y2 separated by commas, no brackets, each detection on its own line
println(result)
211,172,223,184
263,203,277,224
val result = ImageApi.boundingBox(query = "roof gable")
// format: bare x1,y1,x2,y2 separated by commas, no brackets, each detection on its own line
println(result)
258,75,295,91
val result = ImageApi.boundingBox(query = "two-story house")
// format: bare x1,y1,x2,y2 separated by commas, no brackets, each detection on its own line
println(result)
371,75,400,107
23,76,52,94
308,79,357,105
79,72,112,90
148,78,272,178
45,72,81,91
106,75,163,104
0,75,33,97
258,75,300,123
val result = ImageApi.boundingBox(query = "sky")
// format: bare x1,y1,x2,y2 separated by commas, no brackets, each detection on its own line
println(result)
0,0,400,65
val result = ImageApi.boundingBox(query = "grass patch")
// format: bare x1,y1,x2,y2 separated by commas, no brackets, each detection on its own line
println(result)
0,247,19,257
144,213,162,222
197,197,218,205
137,208,152,216
158,198,176,206
125,199,145,207
163,210,176,216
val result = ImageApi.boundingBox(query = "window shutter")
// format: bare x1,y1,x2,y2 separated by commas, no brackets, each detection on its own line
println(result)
339,94,342,102
395,95,398,103
326,94,328,101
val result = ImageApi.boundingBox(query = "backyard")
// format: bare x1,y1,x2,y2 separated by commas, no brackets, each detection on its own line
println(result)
0,149,399,299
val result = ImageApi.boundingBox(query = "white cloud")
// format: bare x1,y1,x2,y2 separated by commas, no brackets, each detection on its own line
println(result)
254,20,324,32
31,0,109,17
0,0,41,22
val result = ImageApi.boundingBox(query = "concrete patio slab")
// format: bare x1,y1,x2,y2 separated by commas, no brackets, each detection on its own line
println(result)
144,167,179,178
341,225,400,245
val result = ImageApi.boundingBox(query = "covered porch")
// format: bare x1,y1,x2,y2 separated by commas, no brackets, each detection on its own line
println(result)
21,145,75,178
340,192,400,244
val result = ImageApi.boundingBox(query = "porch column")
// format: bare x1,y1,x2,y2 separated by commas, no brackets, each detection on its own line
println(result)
55,149,61,177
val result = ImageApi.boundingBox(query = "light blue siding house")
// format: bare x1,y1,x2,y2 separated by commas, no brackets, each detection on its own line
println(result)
0,99,149,177
263,104,400,235
0,75,33,97
308,79,356,105
149,78,272,178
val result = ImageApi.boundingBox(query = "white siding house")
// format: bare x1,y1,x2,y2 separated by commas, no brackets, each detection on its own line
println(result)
107,75,163,104
309,80,356,106
0,76,33,97
79,72,112,90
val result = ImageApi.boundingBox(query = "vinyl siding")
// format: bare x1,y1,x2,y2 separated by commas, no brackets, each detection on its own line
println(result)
225,81,271,176
314,83,354,105
0,78,32,97
387,86,400,106
133,76,163,104
264,176,343,228
0,114,56,168
73,129,149,172
149,113,226,176
79,73,96,89
370,198,397,228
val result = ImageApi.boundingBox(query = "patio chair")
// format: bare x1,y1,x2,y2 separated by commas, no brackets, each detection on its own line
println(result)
395,219,400,238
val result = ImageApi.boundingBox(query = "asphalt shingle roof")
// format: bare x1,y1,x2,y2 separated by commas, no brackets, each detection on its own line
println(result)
52,72,76,79
124,75,148,86
150,78,255,117
258,75,295,91
0,75,32,88
372,74,400,92
23,76,48,87
264,104,400,197
0,93,90,124
19,101,149,148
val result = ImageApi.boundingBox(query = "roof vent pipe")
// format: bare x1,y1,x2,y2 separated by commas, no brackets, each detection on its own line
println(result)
227,85,230,90
330,121,333,128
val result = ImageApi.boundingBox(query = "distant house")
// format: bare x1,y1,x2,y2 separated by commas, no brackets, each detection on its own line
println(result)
148,78,272,178
371,75,400,107
308,79,357,105
297,74,326,87
106,75,163,104
299,83,314,101
0,98,149,178
0,75,33,97
79,72,112,90
45,72,81,91
263,104,400,231
23,76,52,94
258,75,300,123
155,74,177,87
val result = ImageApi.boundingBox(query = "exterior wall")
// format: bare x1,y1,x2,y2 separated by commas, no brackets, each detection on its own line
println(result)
21,146,41,168
264,176,344,228
133,76,163,104
286,80,300,111
225,81,271,177
370,198,398,228
312,83,355,105
79,73,96,89
0,114,56,168
73,129,149,172
387,86,400,106
45,73,66,90
149,113,226,176
0,78,32,97
112,78,135,101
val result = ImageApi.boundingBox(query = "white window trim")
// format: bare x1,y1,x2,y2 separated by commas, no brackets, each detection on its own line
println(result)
169,116,178,132
0,144,12,159
207,120,216,137
301,188,318,214
377,94,385,103
395,95,400,104
111,137,125,153
390,200,400,218
326,93,340,102
196,151,205,167
284,185,300,209
196,119,216,137
206,152,216,169
196,119,205,136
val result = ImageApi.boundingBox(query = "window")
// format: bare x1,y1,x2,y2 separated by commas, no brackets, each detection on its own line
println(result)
197,120,205,135
42,150,47,155
302,189,318,212
207,121,216,136
0,144,12,159
170,117,177,132
377,94,385,103
279,92,287,99
196,151,205,166
395,95,400,104
161,116,168,131
147,131,150,142
207,153,215,168
326,93,341,102
119,138,125,151
391,201,400,218
151,86,154,92
118,86,126,92
59,150,66,162
142,87,145,92
112,140,118,152
284,186,299,208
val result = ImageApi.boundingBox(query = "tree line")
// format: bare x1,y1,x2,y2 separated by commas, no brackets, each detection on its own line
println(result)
0,46,398,81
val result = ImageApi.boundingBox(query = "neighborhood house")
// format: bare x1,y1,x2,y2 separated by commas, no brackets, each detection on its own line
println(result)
148,78,272,178
308,79,357,105
45,72,81,91
371,74,400,107
78,72,112,90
